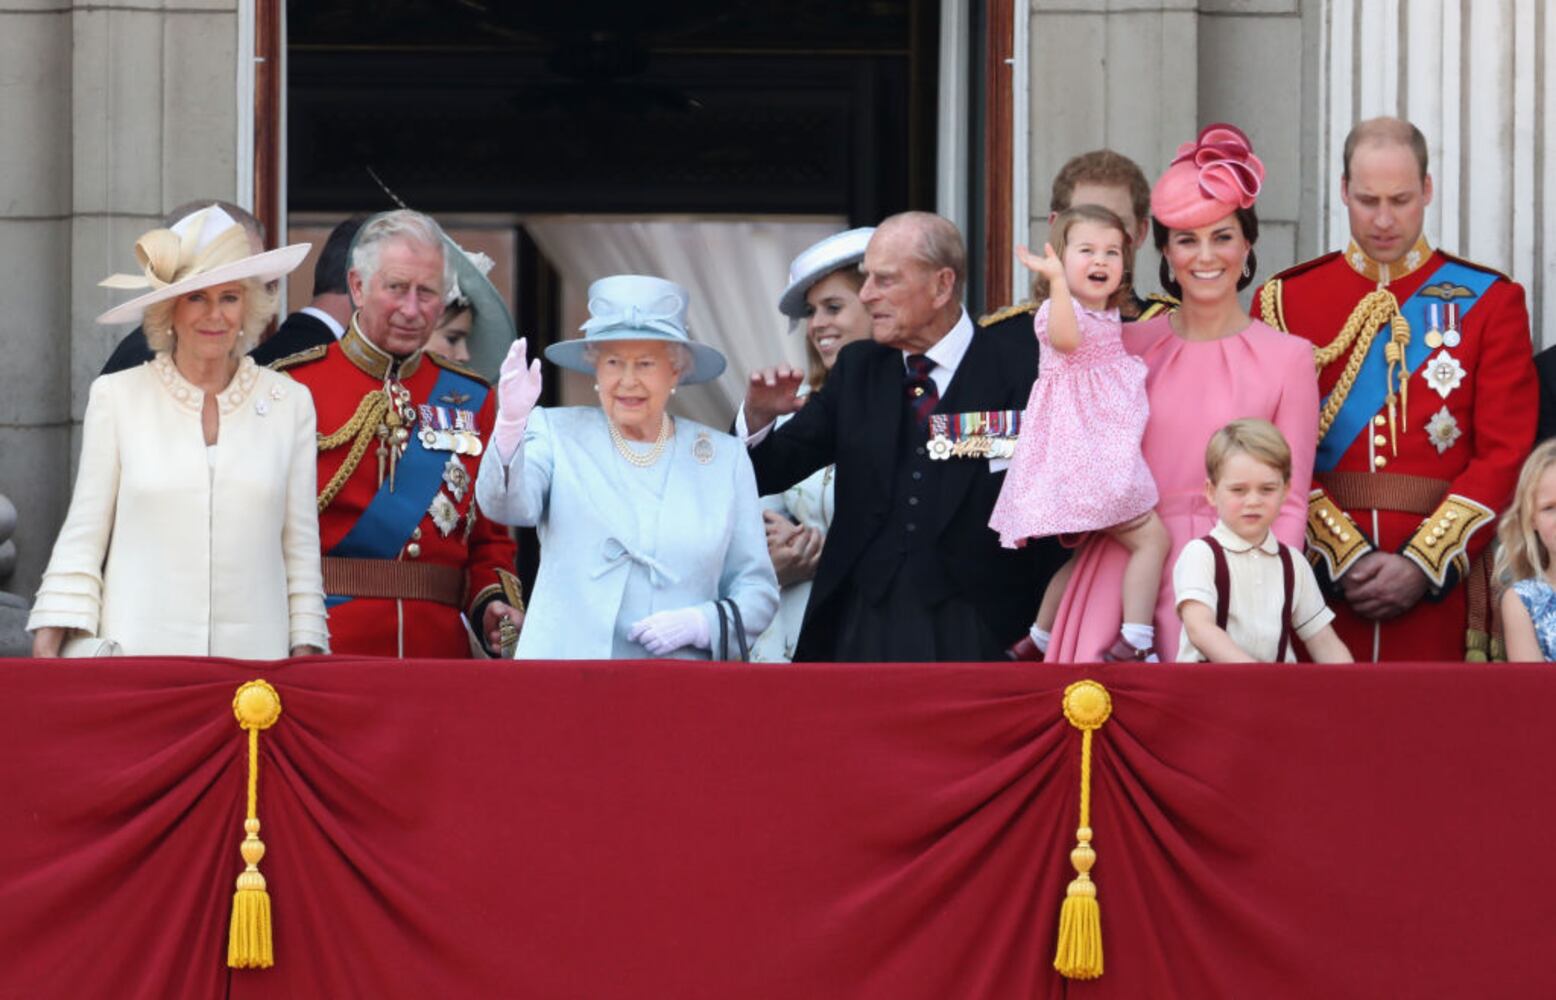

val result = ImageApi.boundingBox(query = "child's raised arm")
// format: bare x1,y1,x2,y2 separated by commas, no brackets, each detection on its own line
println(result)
1015,243,1081,354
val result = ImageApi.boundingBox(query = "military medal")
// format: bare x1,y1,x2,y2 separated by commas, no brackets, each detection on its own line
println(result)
1425,406,1462,454
1442,303,1462,348
429,491,460,537
443,454,470,502
927,411,1023,461
693,431,714,465
1424,304,1444,349
378,381,416,490
1423,350,1466,400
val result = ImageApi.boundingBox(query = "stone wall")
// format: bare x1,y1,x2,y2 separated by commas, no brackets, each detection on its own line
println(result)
0,0,240,602
1025,0,1320,297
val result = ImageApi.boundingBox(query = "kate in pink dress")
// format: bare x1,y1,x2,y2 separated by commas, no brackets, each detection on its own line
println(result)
1046,315,1318,661
989,299,1157,543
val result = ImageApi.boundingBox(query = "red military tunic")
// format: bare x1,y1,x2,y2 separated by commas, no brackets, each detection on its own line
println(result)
1254,236,1536,660
275,321,520,657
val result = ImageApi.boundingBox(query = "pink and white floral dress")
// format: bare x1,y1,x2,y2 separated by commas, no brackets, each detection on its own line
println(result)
988,299,1157,547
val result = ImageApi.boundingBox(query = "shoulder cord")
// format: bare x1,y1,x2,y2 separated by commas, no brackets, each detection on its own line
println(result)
315,392,390,513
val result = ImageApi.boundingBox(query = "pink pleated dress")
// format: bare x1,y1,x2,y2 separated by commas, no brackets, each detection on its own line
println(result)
1045,316,1320,662
988,299,1157,547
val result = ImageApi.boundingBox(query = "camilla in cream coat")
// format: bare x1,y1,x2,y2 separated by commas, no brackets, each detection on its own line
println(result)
29,205,327,658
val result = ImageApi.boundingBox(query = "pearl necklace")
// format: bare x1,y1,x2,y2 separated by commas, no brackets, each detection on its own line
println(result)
608,413,672,467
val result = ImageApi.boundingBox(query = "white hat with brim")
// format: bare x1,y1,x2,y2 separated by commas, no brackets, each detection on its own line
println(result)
95,205,311,325
441,233,517,382
545,274,727,385
777,226,875,320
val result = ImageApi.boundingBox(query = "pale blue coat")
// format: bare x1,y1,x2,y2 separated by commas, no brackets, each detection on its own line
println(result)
474,406,779,659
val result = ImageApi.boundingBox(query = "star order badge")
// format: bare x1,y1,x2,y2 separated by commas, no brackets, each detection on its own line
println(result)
1422,350,1466,399
1425,406,1462,454
429,491,461,537
442,454,470,502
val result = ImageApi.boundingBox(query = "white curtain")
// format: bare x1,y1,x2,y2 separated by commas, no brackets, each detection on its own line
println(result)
523,216,847,427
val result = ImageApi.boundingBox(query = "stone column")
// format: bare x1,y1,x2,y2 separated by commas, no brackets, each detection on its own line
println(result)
1023,0,1321,294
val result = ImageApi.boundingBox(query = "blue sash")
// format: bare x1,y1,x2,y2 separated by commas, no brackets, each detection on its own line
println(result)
1316,260,1499,471
328,367,490,569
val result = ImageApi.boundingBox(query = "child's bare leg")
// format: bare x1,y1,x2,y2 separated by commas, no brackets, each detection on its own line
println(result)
1035,555,1076,632
1105,510,1171,627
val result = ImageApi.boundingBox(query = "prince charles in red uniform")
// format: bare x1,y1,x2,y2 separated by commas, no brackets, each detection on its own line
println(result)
1254,118,1536,661
277,210,520,657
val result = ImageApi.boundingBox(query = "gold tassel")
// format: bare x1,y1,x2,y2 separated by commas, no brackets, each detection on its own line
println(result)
1054,679,1112,980
228,680,282,970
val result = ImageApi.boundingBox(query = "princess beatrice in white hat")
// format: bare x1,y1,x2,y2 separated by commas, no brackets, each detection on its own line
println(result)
750,227,874,662
475,274,778,659
28,205,329,658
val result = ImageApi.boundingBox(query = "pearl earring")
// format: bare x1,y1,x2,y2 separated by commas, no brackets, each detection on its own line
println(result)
593,383,600,391
1242,259,1251,278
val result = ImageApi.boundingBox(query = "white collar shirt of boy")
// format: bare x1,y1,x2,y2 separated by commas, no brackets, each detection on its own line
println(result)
1173,520,1335,663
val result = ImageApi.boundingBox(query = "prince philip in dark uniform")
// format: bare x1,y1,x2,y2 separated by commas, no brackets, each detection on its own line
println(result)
741,212,1044,661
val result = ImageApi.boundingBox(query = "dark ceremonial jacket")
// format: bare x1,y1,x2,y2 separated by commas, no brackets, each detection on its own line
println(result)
274,322,519,657
100,328,154,375
1535,343,1556,443
251,310,337,367
748,319,1045,662
1254,238,1536,661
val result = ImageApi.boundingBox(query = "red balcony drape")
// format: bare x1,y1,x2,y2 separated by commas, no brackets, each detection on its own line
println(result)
2,658,1553,999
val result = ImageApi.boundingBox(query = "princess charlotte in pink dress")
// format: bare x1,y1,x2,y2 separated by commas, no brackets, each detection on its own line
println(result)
988,298,1157,542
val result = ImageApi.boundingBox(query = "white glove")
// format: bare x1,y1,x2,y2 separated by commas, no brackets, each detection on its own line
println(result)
494,337,544,461
627,607,711,657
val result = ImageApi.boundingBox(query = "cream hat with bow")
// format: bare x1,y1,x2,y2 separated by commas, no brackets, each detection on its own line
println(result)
95,205,311,325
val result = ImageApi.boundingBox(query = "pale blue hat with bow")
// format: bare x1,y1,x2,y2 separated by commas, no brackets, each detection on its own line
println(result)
545,274,727,385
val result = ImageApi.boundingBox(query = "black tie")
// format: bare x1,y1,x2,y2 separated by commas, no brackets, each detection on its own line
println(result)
904,354,939,428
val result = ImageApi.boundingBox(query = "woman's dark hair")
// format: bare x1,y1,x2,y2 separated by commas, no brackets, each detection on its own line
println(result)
1152,205,1260,299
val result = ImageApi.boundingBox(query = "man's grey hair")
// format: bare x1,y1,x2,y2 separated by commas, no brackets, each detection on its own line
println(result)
350,209,456,296
878,210,966,302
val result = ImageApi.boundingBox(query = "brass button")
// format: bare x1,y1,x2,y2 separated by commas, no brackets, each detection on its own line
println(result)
407,542,422,559
1446,510,1459,520
912,387,925,397
1438,519,1451,531
1339,532,1351,542
1373,434,1388,447
412,527,422,541
1374,414,1387,427
1373,455,1387,468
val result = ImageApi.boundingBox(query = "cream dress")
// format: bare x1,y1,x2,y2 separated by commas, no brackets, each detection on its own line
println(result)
28,355,329,657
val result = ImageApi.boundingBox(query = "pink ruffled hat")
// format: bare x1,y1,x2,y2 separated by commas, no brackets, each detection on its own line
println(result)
1150,123,1266,230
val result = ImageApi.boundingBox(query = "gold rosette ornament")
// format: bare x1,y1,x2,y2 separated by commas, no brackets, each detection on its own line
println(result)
228,680,282,969
1054,679,1112,980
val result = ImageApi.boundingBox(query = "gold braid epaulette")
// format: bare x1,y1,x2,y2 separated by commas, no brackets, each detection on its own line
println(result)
1309,290,1409,441
1258,280,1288,332
315,392,389,513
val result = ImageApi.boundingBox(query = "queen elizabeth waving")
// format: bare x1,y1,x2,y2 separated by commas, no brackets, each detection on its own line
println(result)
475,275,778,659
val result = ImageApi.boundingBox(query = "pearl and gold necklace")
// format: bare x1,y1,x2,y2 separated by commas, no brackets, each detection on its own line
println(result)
608,413,672,467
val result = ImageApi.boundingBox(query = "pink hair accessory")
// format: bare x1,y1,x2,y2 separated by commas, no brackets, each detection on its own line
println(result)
1150,123,1266,230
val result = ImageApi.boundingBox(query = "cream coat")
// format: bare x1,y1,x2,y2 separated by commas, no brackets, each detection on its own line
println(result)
29,356,328,656
475,406,778,659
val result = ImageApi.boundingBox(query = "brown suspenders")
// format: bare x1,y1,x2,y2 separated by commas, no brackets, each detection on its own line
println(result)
1201,535,1296,662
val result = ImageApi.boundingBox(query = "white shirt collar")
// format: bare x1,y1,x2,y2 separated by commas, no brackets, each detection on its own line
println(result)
1210,519,1281,555
300,306,346,340
903,309,973,395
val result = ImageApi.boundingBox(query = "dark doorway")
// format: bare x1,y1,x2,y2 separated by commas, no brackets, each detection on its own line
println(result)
287,0,939,222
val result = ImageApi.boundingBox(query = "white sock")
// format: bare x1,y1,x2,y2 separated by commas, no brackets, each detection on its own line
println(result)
1120,623,1154,651
1029,626,1051,654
